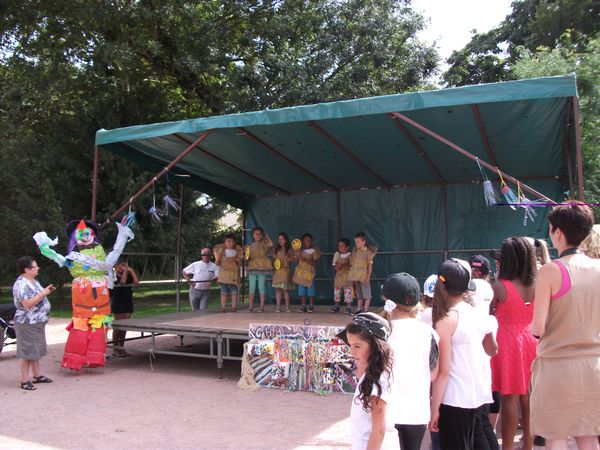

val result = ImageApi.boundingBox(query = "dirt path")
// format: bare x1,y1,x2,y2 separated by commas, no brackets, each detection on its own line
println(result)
1,319,351,450
2,319,576,449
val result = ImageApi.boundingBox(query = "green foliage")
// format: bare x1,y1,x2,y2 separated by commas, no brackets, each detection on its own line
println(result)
444,0,600,87
513,33,600,204
0,0,437,284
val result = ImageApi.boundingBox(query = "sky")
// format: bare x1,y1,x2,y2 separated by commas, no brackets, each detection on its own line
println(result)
411,0,514,62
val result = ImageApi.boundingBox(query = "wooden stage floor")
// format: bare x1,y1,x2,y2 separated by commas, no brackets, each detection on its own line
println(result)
114,307,354,336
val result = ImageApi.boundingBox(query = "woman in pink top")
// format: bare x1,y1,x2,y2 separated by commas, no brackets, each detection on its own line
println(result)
490,236,538,450
532,203,600,449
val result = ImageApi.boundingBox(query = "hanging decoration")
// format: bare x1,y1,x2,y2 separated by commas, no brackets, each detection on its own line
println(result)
476,158,500,207
517,181,538,226
148,182,165,224
162,171,180,215
497,168,518,210
241,323,357,395
120,198,137,228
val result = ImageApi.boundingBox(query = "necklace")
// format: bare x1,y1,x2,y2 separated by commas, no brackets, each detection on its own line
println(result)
559,247,580,258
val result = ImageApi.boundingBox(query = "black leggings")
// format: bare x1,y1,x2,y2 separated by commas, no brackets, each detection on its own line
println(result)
438,404,477,450
394,424,427,450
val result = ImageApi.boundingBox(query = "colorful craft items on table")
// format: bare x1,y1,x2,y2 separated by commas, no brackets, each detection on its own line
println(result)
244,323,356,395
33,218,134,370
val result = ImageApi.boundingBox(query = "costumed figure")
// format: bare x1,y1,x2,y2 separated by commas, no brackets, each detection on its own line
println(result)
33,219,134,370
214,243,243,287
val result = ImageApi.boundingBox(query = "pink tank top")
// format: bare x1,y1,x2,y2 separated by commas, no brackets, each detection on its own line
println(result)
551,260,571,300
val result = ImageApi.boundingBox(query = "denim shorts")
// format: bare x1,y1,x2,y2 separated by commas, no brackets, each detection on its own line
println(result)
220,284,238,295
297,281,316,297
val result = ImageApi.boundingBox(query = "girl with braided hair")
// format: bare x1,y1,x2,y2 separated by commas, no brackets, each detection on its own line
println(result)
490,236,538,450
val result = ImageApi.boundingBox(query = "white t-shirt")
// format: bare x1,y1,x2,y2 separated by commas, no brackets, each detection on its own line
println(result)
469,278,494,317
224,248,238,257
183,261,219,290
418,307,433,328
442,301,497,408
389,318,439,425
351,373,400,450
332,251,351,265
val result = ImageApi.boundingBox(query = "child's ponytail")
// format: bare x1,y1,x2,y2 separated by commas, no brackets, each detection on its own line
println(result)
432,278,451,326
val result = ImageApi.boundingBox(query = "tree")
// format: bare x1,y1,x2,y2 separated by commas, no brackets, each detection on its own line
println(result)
512,33,600,204
0,0,438,284
444,0,600,87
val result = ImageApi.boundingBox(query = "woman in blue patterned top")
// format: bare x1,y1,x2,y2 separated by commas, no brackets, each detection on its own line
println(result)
13,256,56,390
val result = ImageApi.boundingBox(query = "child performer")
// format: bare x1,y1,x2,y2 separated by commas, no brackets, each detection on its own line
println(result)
292,233,321,313
430,259,498,450
382,273,439,450
338,312,400,450
245,227,273,313
214,234,243,313
331,238,353,314
348,232,377,313
272,232,294,312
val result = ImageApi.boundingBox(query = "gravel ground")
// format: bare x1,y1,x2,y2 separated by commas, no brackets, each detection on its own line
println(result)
1,318,578,449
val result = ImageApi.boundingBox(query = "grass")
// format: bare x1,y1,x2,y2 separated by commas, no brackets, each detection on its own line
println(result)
0,284,224,318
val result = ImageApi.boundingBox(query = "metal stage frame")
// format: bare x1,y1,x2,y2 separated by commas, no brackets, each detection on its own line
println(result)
111,308,353,377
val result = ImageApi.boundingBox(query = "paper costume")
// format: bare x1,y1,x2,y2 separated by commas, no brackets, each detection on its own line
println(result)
215,243,243,286
33,219,134,370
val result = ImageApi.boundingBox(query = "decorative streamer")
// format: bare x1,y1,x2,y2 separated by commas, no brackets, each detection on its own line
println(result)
476,158,500,206
497,168,518,210
517,181,538,226
148,182,165,223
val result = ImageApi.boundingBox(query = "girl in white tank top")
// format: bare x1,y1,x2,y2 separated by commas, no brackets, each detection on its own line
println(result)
430,259,498,450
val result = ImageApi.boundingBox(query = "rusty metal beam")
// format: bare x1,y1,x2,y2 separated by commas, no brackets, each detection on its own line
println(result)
471,104,499,167
573,97,584,200
100,130,213,229
388,115,445,182
237,127,338,191
307,121,391,188
173,133,290,195
390,112,557,204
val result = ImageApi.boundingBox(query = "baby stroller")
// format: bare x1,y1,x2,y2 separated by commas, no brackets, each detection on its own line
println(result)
0,303,17,355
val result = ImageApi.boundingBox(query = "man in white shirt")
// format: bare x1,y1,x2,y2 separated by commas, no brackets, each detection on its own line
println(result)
182,248,219,310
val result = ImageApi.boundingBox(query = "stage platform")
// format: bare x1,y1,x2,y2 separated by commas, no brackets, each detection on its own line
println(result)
112,308,354,376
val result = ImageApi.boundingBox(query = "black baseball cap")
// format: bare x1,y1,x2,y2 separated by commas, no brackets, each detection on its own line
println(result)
469,255,491,276
438,258,476,293
337,312,391,344
382,273,421,306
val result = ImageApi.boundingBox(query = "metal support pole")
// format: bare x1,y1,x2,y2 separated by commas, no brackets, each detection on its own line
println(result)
573,97,584,200
101,130,213,229
441,183,449,260
335,190,341,242
390,113,556,204
91,145,99,222
241,210,247,304
175,183,184,312
562,98,575,196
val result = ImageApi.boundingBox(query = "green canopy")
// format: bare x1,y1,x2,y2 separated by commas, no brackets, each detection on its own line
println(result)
95,75,580,299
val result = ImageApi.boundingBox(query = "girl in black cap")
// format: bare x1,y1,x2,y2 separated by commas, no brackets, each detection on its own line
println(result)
430,259,498,450
339,312,399,450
